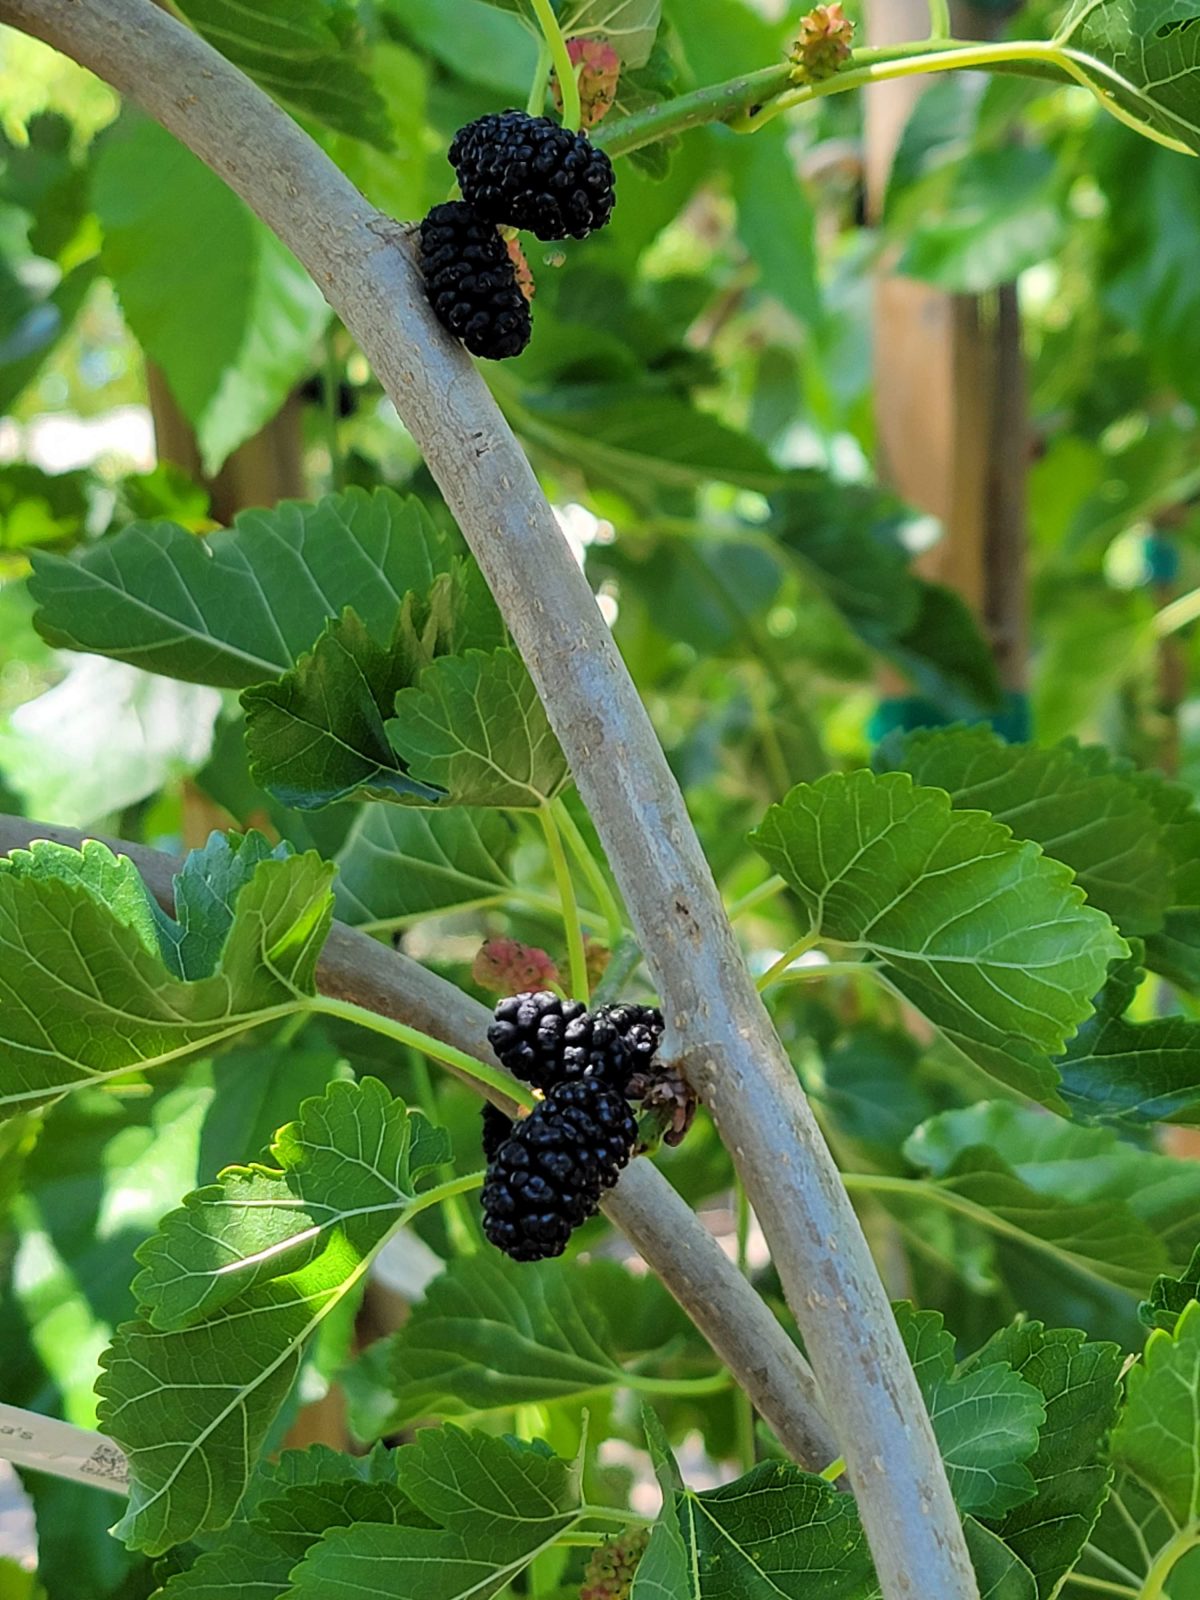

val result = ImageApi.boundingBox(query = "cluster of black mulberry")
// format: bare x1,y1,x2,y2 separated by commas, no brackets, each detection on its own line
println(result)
418,110,617,362
480,992,664,1261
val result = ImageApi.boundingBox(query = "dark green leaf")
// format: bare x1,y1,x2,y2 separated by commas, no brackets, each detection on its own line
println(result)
374,1254,702,1428
173,0,392,147
883,581,1004,716
198,1041,351,1180
388,647,570,808
894,1303,1044,1516
158,1469,416,1600
242,608,448,810
1140,1244,1200,1333
962,1521,1037,1600
1056,954,1200,1126
644,1461,880,1599
332,806,517,929
880,726,1175,936
812,1025,939,1173
1062,1472,1200,1598
967,1323,1122,1597
770,475,921,641
152,830,295,980
286,1429,583,1600
1146,909,1200,993
509,384,782,494
906,1101,1200,1293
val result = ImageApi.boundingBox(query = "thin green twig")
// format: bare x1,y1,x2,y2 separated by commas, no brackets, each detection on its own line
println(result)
408,1052,480,1255
529,0,580,131
527,38,553,116
926,0,952,40
625,1371,732,1397
726,874,787,923
307,993,533,1108
554,799,625,947
735,1179,757,1472
1137,1525,1200,1600
755,931,820,991
541,801,590,1002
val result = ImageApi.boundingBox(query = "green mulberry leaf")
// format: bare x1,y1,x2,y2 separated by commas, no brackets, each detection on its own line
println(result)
387,647,570,808
98,1080,447,1553
751,771,1127,1106
0,836,333,1121
894,1303,1045,1517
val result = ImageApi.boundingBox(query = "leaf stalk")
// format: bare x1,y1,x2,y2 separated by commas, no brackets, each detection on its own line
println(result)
529,0,581,132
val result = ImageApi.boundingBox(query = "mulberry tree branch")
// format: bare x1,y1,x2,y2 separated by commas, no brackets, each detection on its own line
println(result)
0,5,976,1593
0,813,835,1472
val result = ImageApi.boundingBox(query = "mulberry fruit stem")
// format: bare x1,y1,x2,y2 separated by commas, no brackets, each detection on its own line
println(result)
308,994,536,1110
540,800,591,1002
526,38,553,117
408,1050,481,1255
735,1177,757,1473
927,0,951,41
528,0,582,132
553,799,625,948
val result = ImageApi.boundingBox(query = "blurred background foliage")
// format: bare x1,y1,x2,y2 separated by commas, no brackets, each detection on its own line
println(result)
3,0,1200,1592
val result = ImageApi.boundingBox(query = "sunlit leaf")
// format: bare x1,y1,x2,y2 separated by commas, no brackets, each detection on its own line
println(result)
1055,0,1200,156
98,1080,446,1552
0,837,333,1121
751,771,1127,1105
1140,1243,1200,1333
30,489,466,689
1110,1299,1200,1526
332,806,517,929
286,1429,584,1600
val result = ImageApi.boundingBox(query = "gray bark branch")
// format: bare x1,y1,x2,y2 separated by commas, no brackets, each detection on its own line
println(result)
0,813,835,1471
0,4,976,1591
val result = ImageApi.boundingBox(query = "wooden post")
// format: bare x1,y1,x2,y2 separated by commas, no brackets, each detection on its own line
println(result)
866,0,1029,698
145,365,305,526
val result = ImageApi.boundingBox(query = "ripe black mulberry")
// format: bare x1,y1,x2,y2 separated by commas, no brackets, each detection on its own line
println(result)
488,990,588,1091
481,1076,638,1261
449,111,617,241
418,201,531,360
481,1100,514,1162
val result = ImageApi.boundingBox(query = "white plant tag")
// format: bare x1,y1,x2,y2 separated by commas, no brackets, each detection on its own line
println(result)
0,1404,128,1494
